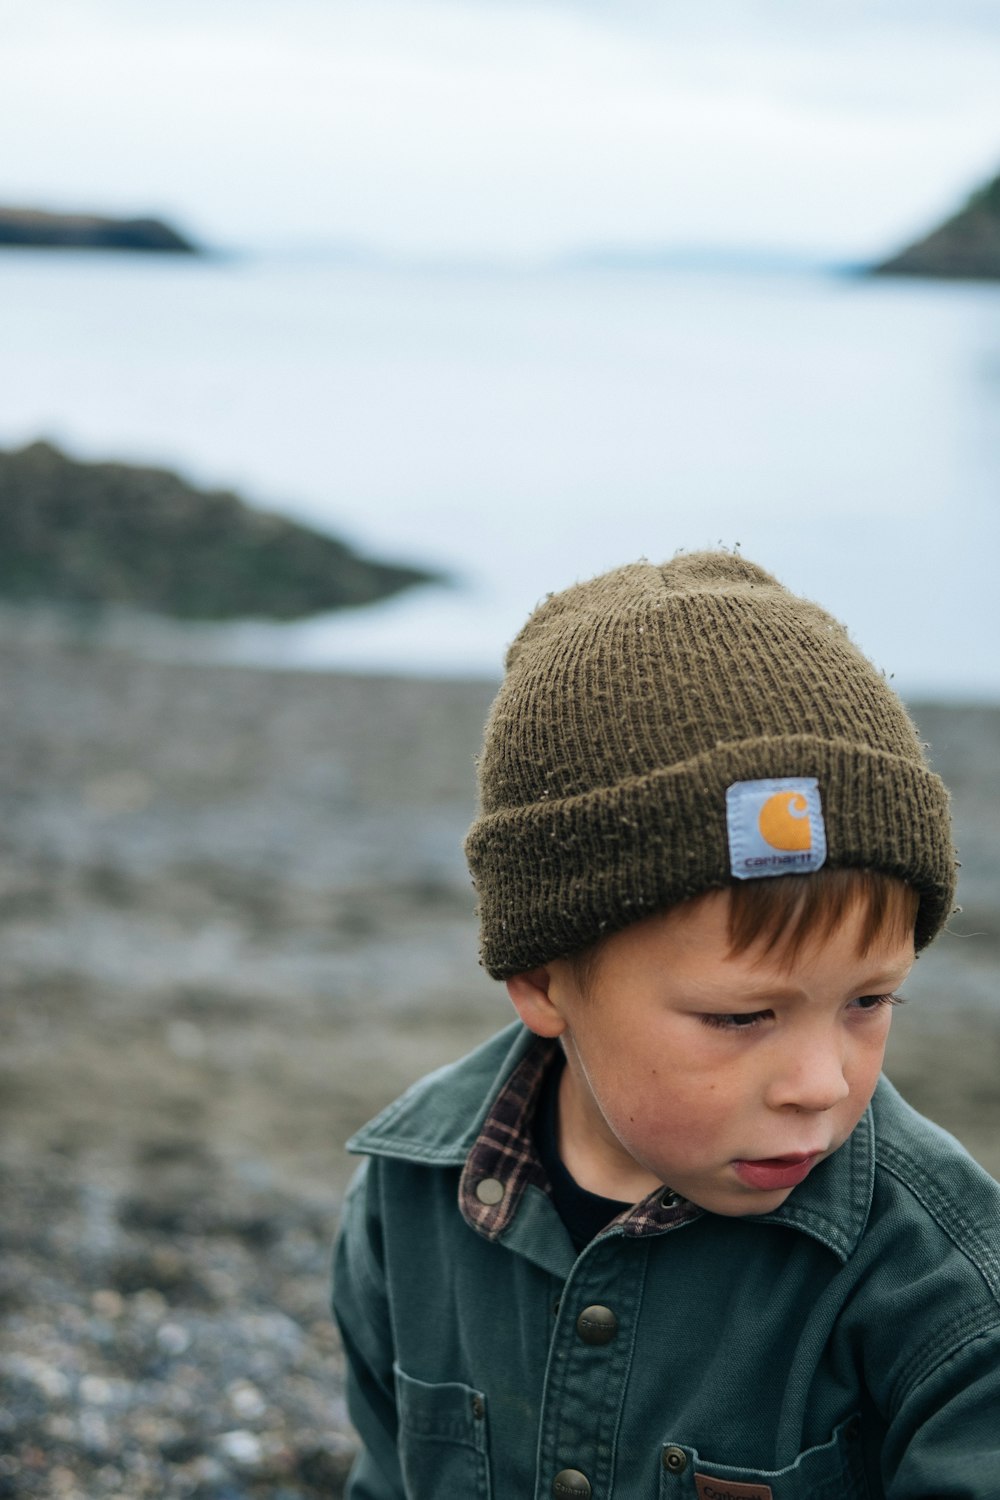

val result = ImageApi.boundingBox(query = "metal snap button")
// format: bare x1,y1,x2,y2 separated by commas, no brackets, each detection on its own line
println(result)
475,1177,504,1206
471,1394,485,1420
662,1445,688,1475
552,1470,592,1498
575,1304,618,1345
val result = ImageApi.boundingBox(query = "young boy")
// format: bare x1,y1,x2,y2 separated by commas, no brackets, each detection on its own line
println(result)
333,553,1000,1498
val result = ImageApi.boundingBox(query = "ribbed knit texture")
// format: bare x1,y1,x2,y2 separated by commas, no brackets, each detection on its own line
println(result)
465,553,956,978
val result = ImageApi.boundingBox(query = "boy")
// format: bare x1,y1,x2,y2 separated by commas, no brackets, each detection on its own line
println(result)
333,553,1000,1498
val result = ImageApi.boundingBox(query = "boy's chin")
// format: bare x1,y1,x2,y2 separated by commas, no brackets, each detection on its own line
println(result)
683,1179,800,1218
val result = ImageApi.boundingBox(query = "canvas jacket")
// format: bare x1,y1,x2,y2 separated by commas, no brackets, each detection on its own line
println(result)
333,1022,1000,1499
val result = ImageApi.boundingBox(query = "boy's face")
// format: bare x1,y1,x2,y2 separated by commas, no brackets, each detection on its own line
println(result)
507,888,914,1217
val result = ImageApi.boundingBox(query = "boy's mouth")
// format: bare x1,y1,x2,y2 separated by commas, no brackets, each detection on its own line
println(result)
732,1153,821,1191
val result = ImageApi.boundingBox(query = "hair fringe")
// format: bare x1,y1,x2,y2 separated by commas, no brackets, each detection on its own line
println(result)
566,869,918,991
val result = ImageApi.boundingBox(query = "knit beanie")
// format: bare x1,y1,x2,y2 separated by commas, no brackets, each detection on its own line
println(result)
464,552,956,978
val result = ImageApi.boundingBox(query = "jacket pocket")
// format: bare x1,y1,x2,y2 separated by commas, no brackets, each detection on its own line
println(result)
393,1363,492,1500
659,1414,869,1500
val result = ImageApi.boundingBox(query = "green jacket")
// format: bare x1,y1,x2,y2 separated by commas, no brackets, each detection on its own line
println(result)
333,1022,1000,1499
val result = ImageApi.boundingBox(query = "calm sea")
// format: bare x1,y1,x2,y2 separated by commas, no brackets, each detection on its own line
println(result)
1,251,998,697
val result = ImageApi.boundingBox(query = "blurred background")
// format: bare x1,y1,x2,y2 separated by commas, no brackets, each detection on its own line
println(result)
1,2,999,1496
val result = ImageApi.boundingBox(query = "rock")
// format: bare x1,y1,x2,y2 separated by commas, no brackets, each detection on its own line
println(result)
0,206,196,253
873,169,1000,281
0,440,440,619
216,1429,263,1466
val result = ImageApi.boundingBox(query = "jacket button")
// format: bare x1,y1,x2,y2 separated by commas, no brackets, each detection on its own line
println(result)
576,1304,618,1345
475,1177,504,1205
662,1446,688,1474
471,1395,485,1420
552,1470,591,1498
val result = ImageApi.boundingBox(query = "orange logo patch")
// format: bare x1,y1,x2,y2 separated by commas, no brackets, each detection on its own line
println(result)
757,790,812,851
725,777,827,879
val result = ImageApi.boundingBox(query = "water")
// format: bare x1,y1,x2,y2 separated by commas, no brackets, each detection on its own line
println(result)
1,250,998,696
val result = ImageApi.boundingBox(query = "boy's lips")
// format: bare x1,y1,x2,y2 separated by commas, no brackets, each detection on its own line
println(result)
732,1152,822,1191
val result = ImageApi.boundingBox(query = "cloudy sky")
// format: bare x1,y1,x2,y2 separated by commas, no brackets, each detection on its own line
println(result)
2,0,999,260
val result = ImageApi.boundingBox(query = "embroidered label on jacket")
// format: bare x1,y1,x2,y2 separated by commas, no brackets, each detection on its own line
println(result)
725,777,826,879
694,1475,774,1500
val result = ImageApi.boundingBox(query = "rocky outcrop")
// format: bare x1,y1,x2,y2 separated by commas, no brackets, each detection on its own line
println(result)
0,207,197,253
873,170,1000,281
0,441,439,619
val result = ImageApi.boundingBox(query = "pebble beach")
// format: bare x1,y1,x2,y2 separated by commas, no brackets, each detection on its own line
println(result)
1,620,998,1499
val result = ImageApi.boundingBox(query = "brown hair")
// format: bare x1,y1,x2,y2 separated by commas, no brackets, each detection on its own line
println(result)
726,868,918,965
567,869,918,993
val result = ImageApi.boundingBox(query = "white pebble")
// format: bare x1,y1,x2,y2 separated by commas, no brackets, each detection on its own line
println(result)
217,1429,263,1466
228,1380,266,1419
23,1359,69,1399
80,1375,113,1405
156,1322,191,1355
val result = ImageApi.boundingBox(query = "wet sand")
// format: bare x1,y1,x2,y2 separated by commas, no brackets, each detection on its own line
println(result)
1,624,998,1497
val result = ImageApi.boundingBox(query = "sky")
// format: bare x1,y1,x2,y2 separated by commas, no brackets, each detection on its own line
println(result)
1,0,999,262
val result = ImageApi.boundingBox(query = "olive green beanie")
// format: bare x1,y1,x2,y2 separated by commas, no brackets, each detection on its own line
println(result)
464,552,956,978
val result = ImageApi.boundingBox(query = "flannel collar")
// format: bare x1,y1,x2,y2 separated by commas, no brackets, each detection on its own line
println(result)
457,1035,700,1241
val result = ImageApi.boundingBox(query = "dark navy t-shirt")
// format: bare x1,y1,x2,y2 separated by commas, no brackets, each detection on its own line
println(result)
533,1050,632,1251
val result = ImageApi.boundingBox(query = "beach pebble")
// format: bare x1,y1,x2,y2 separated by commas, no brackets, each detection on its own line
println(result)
217,1428,263,1466
227,1379,267,1419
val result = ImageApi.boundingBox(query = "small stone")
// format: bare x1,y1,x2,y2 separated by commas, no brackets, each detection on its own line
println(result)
156,1322,191,1355
228,1379,267,1419
25,1359,70,1399
130,1289,168,1320
45,1415,77,1441
80,1375,113,1405
79,1408,111,1454
191,1456,227,1484
91,1289,124,1319
218,1429,263,1467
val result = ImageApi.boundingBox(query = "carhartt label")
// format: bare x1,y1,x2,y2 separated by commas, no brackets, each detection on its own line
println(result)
726,777,826,880
694,1476,774,1500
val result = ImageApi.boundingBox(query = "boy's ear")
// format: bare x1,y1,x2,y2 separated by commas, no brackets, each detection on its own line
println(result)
505,967,568,1039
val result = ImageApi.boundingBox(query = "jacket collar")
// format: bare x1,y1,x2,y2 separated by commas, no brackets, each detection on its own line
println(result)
348,1020,875,1263
756,1097,875,1261
347,1020,532,1167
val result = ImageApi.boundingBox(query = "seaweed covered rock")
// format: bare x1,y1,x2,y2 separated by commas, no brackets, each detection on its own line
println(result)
0,441,438,619
0,207,197,253
874,170,1000,281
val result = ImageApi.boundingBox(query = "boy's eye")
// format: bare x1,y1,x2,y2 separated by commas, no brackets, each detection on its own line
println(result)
700,1010,771,1031
851,991,906,1013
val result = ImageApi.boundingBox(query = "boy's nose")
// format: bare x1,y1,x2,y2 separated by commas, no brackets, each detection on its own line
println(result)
765,1040,851,1114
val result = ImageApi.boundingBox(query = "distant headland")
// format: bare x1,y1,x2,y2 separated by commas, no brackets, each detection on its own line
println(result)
0,207,198,253
0,441,440,620
873,168,1000,282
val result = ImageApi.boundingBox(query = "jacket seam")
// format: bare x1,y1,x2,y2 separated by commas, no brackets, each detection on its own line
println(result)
876,1144,1000,1304
891,1315,1000,1414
